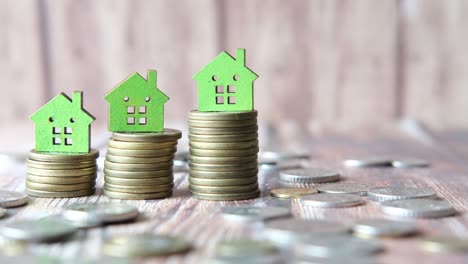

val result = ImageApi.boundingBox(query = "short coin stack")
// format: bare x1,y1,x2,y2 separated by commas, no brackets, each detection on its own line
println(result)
103,129,182,200
188,110,260,201
25,149,99,198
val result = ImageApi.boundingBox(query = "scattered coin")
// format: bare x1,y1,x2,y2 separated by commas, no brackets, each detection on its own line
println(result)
317,182,370,196
191,190,260,201
63,203,139,224
300,193,364,208
0,190,29,208
279,168,340,183
0,217,77,242
217,239,278,257
103,234,191,257
111,129,182,143
270,188,318,199
420,236,468,253
392,159,430,168
221,206,291,222
353,219,418,238
379,199,457,218
343,157,393,167
368,186,437,202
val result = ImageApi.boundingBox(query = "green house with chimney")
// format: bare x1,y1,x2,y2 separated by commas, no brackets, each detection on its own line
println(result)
30,91,95,153
194,49,258,112
105,70,169,132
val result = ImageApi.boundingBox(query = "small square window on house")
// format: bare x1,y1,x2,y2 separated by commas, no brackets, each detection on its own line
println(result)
228,96,236,104
139,117,147,125
139,106,147,114
127,106,135,114
53,137,61,145
216,85,224,93
53,127,61,134
127,117,135,125
216,96,224,104
65,138,73,145
64,127,73,134
227,85,236,93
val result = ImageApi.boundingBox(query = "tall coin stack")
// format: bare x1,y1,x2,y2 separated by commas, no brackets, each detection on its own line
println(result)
188,110,260,201
103,129,182,200
26,149,99,198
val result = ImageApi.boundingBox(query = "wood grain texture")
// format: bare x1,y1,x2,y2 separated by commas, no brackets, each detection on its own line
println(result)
1,125,468,263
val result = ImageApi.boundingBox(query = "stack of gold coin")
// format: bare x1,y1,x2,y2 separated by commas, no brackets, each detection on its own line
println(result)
103,129,182,200
188,110,259,201
25,149,99,198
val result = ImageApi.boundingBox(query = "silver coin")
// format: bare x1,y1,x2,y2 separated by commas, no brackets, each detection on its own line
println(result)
0,217,77,242
217,239,279,258
0,208,5,219
0,190,28,208
63,203,139,224
317,182,370,196
221,206,291,222
379,198,457,218
353,219,418,237
343,157,392,167
280,168,340,183
300,193,364,208
206,254,284,264
368,186,436,202
294,235,382,259
392,159,429,168
263,219,349,246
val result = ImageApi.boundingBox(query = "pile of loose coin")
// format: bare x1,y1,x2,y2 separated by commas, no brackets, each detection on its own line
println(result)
188,110,259,201
25,149,99,198
103,129,182,200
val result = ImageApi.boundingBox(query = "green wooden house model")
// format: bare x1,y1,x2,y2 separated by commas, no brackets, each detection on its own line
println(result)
30,91,95,153
194,48,258,112
105,70,169,132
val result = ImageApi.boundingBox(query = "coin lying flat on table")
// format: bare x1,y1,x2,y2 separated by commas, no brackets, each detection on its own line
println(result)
221,206,291,222
63,203,139,225
103,234,191,257
353,219,418,238
300,193,364,208
380,199,457,218
368,186,437,202
317,182,370,196
280,168,340,183
392,159,429,168
343,157,393,167
112,129,182,143
0,190,28,208
270,188,318,199
216,239,278,257
420,236,468,253
0,217,77,242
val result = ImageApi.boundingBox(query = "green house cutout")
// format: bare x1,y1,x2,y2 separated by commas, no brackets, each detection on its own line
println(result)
105,70,169,132
194,48,258,112
30,91,95,153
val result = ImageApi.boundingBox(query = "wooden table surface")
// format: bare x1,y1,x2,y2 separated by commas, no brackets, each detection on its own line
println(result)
0,121,468,263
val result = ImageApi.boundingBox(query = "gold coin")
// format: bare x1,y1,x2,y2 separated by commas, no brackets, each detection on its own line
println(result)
104,168,173,179
190,147,259,157
420,236,468,253
191,190,260,201
104,175,173,186
189,140,258,150
189,176,257,186
189,125,258,135
189,154,257,164
189,168,258,179
189,161,258,172
28,149,99,162
26,181,95,192
26,159,96,170
27,166,97,177
188,133,257,143
104,183,174,194
107,146,177,157
27,174,97,184
26,188,95,198
103,189,172,200
189,118,257,128
270,187,318,199
104,160,173,171
112,129,182,143
188,110,258,121
105,154,174,164
108,139,177,150
189,182,258,194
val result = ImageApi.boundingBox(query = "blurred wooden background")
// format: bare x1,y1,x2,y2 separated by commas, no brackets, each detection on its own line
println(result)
1,0,467,131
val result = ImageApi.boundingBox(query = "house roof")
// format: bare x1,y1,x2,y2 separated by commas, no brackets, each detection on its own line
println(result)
104,71,169,104
193,49,259,81
30,92,95,124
